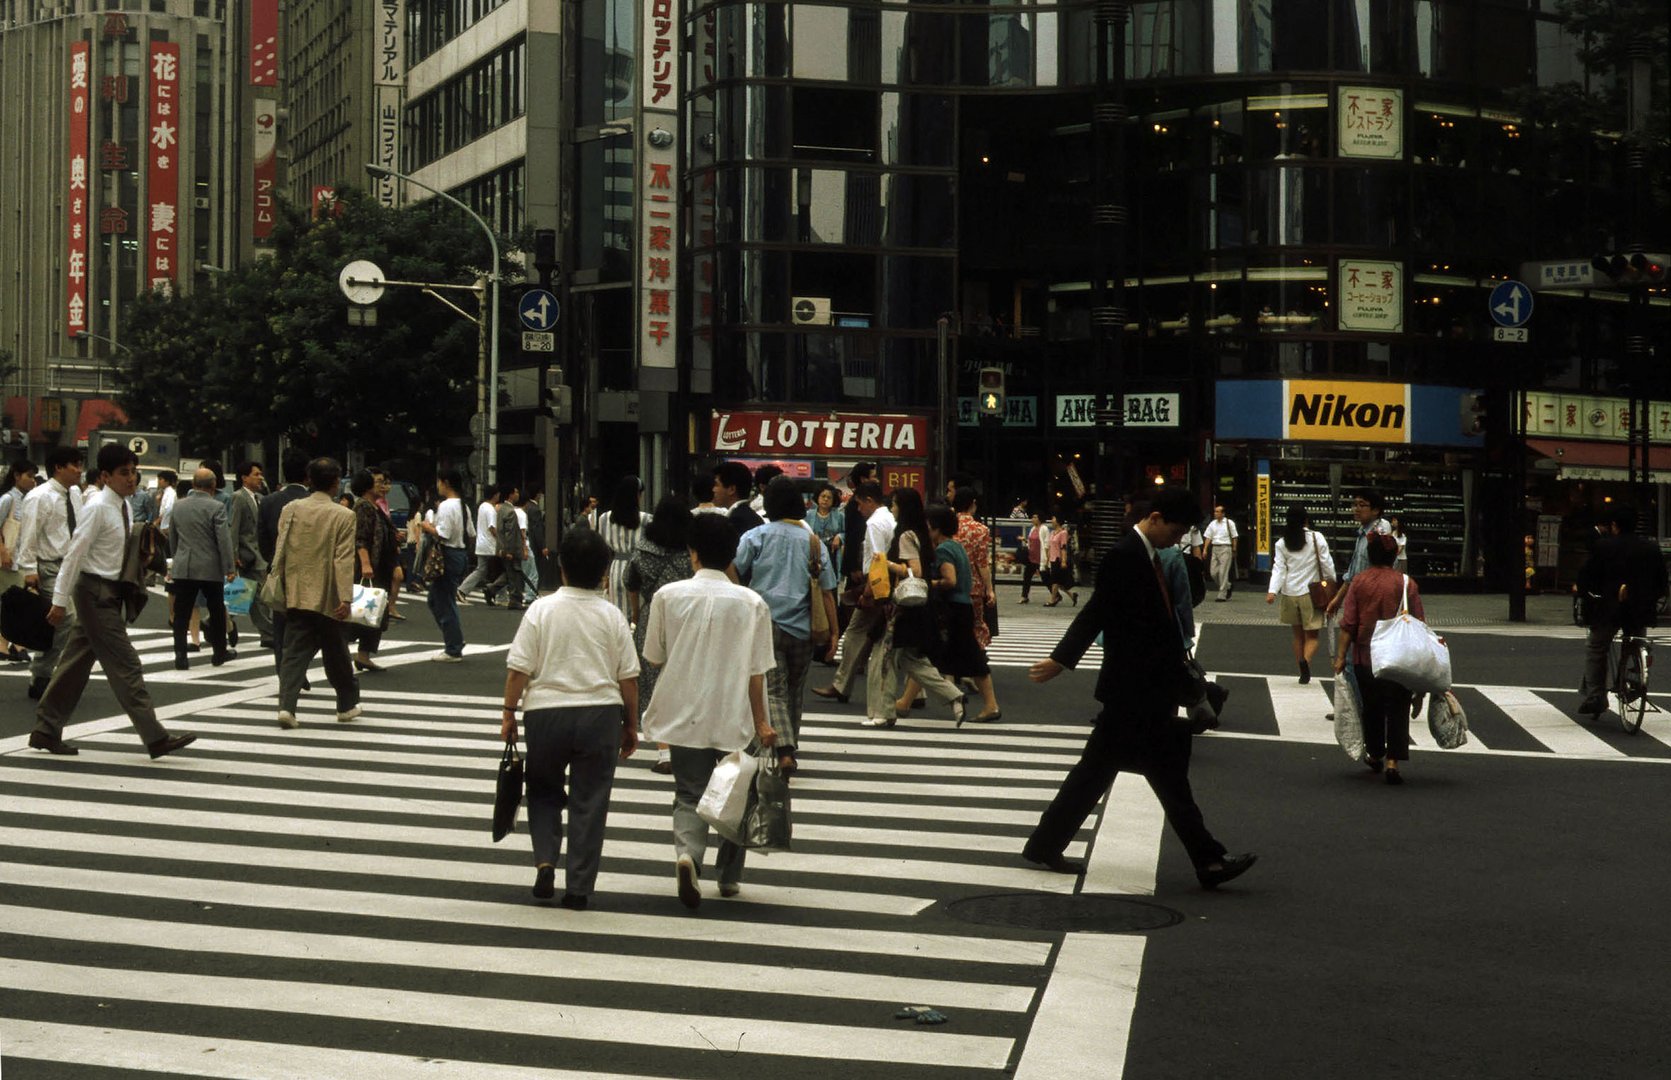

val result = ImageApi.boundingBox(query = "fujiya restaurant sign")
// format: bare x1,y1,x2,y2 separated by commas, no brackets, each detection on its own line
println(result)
712,411,928,459
1338,85,1402,160
1284,379,1410,444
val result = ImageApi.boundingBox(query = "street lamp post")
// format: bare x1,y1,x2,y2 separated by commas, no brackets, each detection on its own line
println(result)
365,163,501,486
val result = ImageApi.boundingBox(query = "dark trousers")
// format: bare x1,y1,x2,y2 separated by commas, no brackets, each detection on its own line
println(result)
1358,673,1413,762
277,609,359,713
1021,562,1040,599
524,704,623,896
426,547,469,656
1029,710,1228,870
172,578,228,660
34,577,168,746
1581,620,1644,701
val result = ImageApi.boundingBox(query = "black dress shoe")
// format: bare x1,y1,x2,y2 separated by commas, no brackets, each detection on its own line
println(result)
147,732,198,760
186,643,202,653
910,696,927,710
259,639,275,650
559,893,589,911
1022,847,1086,875
532,865,556,900
174,657,190,671
212,651,237,666
811,685,850,704
1205,681,1230,716
27,677,49,700
28,731,78,755
1197,853,1258,890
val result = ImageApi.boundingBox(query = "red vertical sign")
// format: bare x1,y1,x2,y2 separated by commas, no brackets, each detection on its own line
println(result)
250,0,279,86
147,42,180,294
66,41,90,335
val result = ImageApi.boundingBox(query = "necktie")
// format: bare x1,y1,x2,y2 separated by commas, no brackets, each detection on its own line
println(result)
65,488,76,534
1153,553,1174,616
119,499,132,578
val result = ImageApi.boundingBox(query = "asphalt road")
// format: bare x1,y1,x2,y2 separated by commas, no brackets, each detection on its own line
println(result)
1,589,1668,1077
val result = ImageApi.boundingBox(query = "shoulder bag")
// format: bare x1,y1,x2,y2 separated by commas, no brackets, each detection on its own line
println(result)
1306,533,1338,611
808,531,832,645
1369,574,1452,693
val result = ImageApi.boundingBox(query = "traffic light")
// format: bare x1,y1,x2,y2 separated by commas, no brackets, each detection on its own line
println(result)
1460,391,1486,437
978,366,1005,418
1590,251,1670,287
541,366,572,424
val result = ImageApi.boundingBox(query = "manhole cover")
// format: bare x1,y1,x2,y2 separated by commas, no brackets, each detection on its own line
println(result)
942,892,1183,933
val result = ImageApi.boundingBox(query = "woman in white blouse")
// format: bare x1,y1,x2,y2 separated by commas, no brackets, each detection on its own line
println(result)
1265,505,1337,684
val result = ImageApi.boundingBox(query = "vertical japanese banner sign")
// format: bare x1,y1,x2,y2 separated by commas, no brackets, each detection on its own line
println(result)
1255,462,1272,572
66,41,91,334
146,42,180,295
249,0,278,86
688,0,717,388
251,0,280,240
372,0,404,207
637,0,679,370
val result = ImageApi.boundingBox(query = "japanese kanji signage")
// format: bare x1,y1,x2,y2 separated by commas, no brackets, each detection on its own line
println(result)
252,98,277,241
637,0,680,370
146,42,180,295
250,0,279,86
1523,391,1671,443
373,1,404,207
712,411,930,459
1337,259,1403,333
67,41,91,335
1337,85,1402,160
641,0,677,110
689,0,718,386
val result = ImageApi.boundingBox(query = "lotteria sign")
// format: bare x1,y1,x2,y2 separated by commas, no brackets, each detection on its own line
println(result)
711,411,929,458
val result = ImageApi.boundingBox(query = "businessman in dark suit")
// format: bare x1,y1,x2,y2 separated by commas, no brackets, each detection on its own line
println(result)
1023,488,1256,890
258,449,314,678
1577,505,1668,712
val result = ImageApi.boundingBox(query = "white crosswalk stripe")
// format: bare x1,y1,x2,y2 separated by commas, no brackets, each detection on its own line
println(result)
0,691,1097,1077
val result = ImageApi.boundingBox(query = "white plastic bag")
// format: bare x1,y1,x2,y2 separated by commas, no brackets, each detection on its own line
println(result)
696,749,758,844
348,582,388,629
1370,575,1451,693
893,568,928,608
1334,666,1366,762
1426,690,1469,749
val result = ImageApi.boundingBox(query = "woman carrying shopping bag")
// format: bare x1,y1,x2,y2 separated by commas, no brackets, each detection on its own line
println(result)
1265,505,1337,684
1333,533,1425,785
863,489,966,728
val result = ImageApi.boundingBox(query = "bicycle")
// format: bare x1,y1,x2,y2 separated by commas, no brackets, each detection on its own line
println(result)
1598,633,1656,735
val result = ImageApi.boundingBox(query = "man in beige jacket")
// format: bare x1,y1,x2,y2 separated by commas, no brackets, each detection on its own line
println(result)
268,457,360,729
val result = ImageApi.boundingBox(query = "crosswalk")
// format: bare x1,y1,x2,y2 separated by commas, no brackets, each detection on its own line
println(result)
0,690,1102,1077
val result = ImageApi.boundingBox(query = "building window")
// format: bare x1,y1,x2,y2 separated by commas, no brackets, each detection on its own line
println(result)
403,36,526,171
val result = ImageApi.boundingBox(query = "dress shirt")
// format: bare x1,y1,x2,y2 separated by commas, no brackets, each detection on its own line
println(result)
734,519,840,640
1203,518,1238,547
639,569,776,750
861,505,896,567
1268,531,1337,597
51,486,128,607
434,498,468,548
157,485,177,530
16,478,84,573
474,501,499,555
508,587,640,711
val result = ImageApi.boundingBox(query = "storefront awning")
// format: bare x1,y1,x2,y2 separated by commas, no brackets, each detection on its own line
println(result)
1526,438,1671,482
73,398,128,445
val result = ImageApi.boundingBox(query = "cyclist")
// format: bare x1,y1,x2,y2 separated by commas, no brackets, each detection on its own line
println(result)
1576,505,1667,715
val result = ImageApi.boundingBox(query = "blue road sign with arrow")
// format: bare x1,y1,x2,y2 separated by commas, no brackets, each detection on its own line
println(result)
518,288,560,331
1488,280,1532,328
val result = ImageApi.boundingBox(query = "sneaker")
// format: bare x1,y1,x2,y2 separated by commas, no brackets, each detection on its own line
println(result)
431,651,464,663
336,706,362,723
277,710,299,729
676,854,701,909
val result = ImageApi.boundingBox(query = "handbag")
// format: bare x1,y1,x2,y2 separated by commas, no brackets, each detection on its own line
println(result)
1333,665,1366,761
1574,590,1599,627
983,600,999,639
138,521,170,575
420,537,446,584
1369,574,1452,693
894,568,928,608
491,736,523,842
0,585,54,652
696,748,758,845
348,581,389,628
223,576,256,616
743,749,792,853
1426,690,1469,749
807,532,831,645
1306,533,1337,610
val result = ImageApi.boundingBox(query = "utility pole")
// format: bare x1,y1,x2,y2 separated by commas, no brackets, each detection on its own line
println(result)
1091,1,1131,561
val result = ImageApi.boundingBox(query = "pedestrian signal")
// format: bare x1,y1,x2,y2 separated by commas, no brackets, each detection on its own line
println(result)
1460,391,1486,437
978,366,1005,418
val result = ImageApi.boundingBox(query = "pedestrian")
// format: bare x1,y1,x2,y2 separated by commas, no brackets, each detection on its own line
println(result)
593,475,644,619
866,488,967,728
638,513,778,909
901,487,1002,718
691,475,727,516
916,502,998,722
1010,495,1030,519
0,459,40,664
1045,510,1079,607
125,471,156,531
1022,488,1256,889
458,483,506,605
1389,515,1408,573
522,488,549,596
1154,507,1226,734
258,450,313,681
495,482,527,612
229,460,274,648
626,495,694,776
27,442,197,759
809,483,845,563
712,461,764,535
749,463,784,520
834,462,877,636
1321,489,1392,719
812,480,893,706
1334,532,1425,784
501,526,640,909
734,476,839,773
1019,513,1044,604
370,469,408,620
349,468,399,672
167,468,237,670
1265,504,1337,684
1576,505,1667,715
14,447,85,699
267,457,362,729
416,467,472,662
154,468,178,541
1202,503,1239,601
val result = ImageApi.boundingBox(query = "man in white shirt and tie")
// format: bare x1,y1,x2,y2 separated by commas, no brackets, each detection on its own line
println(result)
1201,504,1239,602
15,446,86,699
29,442,197,759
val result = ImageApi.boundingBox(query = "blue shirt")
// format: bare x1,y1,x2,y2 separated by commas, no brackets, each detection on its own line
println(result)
1345,517,1389,582
126,487,156,526
809,506,844,549
734,519,839,640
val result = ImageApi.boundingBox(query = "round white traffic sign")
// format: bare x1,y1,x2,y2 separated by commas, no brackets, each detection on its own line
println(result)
339,260,387,305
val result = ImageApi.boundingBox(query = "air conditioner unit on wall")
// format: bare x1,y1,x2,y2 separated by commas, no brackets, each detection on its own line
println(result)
791,296,831,326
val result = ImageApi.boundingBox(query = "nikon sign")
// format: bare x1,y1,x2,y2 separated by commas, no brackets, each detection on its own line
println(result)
1216,380,1481,447
1283,379,1409,444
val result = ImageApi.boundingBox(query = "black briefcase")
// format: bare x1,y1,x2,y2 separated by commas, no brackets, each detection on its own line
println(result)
491,737,524,842
1,586,54,652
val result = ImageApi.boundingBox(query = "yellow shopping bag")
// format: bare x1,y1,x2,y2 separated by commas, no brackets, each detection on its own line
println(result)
868,553,892,600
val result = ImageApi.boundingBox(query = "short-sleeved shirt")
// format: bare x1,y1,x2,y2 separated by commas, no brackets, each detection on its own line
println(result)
474,501,499,555
935,539,973,605
507,587,640,711
640,569,777,750
734,519,840,639
434,498,468,548
1203,518,1238,546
